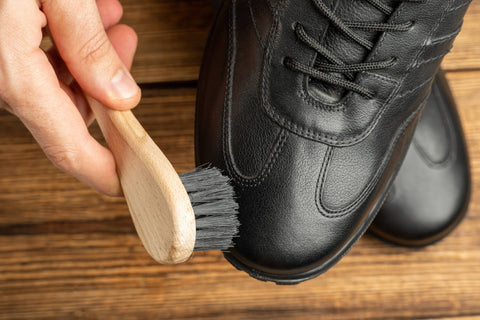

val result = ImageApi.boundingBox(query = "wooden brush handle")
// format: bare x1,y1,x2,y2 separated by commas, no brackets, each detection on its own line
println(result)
87,96,196,265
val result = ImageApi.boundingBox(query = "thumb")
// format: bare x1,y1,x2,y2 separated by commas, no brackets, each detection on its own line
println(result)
42,0,141,110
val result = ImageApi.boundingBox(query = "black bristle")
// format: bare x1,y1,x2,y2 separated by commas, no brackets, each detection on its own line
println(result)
179,167,240,251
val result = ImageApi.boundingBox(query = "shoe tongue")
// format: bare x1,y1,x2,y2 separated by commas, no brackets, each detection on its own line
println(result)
310,0,397,102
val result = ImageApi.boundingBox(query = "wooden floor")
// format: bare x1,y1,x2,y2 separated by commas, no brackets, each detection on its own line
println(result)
1,1,480,319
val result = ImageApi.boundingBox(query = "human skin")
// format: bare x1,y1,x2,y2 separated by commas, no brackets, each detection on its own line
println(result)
0,0,141,196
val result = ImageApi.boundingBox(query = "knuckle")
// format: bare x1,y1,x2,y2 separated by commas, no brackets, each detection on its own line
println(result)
44,144,81,174
77,30,111,64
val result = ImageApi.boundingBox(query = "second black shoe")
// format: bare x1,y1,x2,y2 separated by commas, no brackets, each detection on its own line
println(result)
370,71,471,246
196,0,471,284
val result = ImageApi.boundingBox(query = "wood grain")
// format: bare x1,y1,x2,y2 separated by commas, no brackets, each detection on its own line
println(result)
442,2,480,71
2,0,480,319
121,0,214,83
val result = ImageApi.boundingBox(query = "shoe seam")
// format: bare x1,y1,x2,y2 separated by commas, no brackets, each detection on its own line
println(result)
447,0,472,12
222,0,288,188
395,75,435,99
316,96,427,218
225,129,289,187
412,83,456,168
370,0,456,99
412,51,450,69
300,72,397,112
248,0,266,49
430,25,462,45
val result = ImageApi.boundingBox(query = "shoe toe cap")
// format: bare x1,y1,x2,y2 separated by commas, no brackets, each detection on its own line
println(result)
223,134,392,283
371,145,470,245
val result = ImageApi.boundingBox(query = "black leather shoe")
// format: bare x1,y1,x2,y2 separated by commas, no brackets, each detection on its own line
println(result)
370,72,471,246
196,0,471,284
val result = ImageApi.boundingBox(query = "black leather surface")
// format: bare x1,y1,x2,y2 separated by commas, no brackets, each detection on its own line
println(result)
370,72,471,246
196,0,471,284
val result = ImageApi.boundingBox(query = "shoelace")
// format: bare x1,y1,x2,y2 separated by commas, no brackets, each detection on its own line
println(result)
284,0,426,99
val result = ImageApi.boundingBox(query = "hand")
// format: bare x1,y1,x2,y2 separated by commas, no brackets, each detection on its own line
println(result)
0,0,141,196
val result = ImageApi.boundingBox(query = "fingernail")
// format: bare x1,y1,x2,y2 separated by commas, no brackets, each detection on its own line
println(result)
109,69,139,100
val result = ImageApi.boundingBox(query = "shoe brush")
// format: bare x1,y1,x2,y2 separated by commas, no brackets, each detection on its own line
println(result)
86,96,239,264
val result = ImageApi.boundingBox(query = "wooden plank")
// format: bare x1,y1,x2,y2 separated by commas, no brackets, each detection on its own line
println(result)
117,0,480,84
1,71,480,319
425,317,480,320
0,234,479,320
442,2,480,71
121,0,214,83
